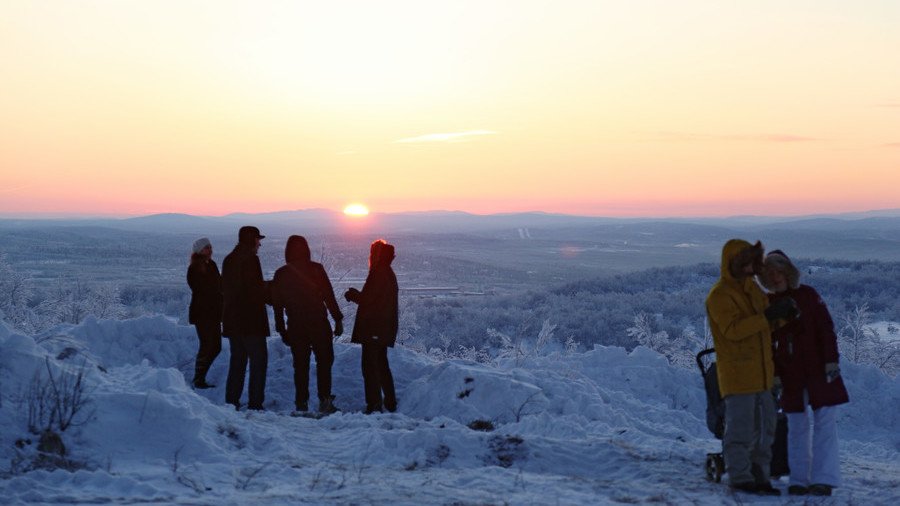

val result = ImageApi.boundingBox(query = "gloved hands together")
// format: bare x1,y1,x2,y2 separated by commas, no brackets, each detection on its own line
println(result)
825,362,841,383
333,319,344,337
764,297,799,322
344,288,360,303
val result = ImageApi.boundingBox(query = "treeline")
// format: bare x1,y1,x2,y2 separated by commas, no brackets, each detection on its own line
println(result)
401,260,900,357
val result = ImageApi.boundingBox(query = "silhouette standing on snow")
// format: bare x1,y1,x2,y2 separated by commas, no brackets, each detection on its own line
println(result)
759,250,849,497
344,239,398,414
186,237,223,389
222,226,271,411
272,235,344,414
706,239,797,496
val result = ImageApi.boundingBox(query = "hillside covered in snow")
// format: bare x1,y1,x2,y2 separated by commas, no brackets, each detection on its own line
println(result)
1,316,898,504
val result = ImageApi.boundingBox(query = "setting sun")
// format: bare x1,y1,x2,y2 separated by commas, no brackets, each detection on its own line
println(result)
343,203,370,217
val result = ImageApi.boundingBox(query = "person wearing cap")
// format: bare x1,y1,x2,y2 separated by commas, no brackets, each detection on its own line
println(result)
271,235,344,414
344,239,399,414
222,226,271,411
186,237,223,389
706,239,798,496
760,250,849,497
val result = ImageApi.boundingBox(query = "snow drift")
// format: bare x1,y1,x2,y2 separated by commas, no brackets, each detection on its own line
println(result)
0,316,898,504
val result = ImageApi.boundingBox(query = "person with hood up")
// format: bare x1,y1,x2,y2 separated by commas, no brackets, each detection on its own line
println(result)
706,239,798,496
222,226,270,411
186,237,223,389
759,250,849,497
271,235,344,414
344,239,398,414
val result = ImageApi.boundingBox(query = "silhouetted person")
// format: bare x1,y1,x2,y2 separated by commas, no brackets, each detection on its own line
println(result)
344,239,398,414
222,226,270,410
186,237,222,389
706,239,795,496
272,235,344,414
760,250,849,497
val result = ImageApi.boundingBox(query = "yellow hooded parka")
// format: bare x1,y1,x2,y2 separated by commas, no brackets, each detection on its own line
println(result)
705,239,775,397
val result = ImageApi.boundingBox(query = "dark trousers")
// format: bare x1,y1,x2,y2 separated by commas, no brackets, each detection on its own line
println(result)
290,337,334,408
361,343,396,411
225,335,268,410
192,320,222,384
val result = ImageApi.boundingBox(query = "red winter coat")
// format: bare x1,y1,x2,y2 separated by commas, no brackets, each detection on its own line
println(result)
770,285,849,412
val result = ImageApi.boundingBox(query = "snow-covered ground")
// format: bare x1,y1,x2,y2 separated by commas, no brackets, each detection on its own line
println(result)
1,316,898,505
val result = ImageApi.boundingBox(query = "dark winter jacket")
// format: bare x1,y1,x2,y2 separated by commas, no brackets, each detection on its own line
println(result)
271,236,343,343
769,285,849,412
222,244,270,338
347,257,398,347
187,259,223,325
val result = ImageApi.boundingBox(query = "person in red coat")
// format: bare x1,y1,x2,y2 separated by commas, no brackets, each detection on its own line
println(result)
760,250,849,497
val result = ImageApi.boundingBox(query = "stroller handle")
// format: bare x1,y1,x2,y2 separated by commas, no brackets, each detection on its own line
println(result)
696,348,716,375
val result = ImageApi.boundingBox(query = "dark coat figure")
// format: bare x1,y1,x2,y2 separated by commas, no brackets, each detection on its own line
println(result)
345,240,398,414
186,237,223,389
222,226,270,410
760,250,848,494
272,235,344,413
768,285,849,412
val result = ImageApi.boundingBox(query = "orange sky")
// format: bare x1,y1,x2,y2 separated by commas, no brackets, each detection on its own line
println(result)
1,1,898,218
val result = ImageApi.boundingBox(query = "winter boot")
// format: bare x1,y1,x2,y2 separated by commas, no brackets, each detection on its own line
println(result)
730,482,759,494
318,395,338,415
808,484,832,496
755,482,781,496
193,378,215,389
787,485,809,496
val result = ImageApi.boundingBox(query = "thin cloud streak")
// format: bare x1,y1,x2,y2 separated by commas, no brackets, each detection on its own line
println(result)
394,130,497,144
650,131,817,143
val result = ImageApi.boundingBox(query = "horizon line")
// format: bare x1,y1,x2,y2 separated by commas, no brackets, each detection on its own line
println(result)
2,207,900,222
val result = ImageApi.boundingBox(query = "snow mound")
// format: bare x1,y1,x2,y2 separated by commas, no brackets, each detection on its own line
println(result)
0,316,898,504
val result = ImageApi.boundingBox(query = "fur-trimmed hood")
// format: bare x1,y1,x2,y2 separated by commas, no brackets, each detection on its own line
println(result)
759,249,800,292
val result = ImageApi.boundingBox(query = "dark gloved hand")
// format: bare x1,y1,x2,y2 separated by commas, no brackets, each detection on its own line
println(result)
333,319,344,337
825,362,841,383
765,297,799,322
344,288,360,302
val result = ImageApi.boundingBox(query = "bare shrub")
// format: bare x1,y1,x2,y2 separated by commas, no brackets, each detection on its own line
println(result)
24,357,94,435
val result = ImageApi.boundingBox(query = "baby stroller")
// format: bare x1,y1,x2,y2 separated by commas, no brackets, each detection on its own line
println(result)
696,348,789,483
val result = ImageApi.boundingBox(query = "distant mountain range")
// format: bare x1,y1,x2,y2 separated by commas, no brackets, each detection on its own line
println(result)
2,208,900,237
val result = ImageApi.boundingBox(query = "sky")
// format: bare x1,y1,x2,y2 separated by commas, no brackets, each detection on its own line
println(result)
1,0,899,218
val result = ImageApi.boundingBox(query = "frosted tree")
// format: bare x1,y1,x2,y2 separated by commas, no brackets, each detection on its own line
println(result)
0,255,37,332
838,303,900,376
37,279,126,327
626,312,670,352
626,312,701,368
838,303,878,365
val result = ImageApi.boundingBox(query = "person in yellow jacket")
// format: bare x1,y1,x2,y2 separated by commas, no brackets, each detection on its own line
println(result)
706,239,797,495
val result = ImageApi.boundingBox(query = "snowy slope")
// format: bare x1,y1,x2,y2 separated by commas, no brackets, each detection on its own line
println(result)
1,317,898,505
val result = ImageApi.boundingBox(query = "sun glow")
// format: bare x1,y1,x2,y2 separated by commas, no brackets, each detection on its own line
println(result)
343,203,370,217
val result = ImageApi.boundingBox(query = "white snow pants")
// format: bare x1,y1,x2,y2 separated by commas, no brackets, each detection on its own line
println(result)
786,402,841,487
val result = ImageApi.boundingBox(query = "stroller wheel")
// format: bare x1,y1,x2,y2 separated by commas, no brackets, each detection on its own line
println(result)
705,453,725,483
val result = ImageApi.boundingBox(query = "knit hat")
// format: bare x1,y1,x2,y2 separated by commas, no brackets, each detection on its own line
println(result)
760,249,800,291
192,237,211,254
